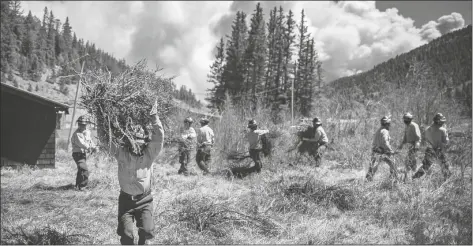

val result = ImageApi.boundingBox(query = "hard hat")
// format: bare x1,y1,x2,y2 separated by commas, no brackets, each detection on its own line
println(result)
403,113,413,120
433,113,446,123
184,117,194,123
200,117,210,124
248,119,257,128
77,115,90,125
380,116,391,125
312,117,322,125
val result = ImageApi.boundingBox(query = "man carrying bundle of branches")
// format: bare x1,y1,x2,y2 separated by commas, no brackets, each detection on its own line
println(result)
81,61,172,245
97,101,164,245
366,116,398,181
177,117,197,176
196,117,214,175
298,117,329,167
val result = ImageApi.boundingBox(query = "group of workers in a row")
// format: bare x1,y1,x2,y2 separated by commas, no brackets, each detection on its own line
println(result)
69,104,451,244
176,111,451,182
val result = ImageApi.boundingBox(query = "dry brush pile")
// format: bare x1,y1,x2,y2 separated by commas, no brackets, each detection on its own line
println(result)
80,61,175,155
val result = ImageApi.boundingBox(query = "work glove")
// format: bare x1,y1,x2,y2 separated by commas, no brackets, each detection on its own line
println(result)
414,142,420,150
150,100,158,116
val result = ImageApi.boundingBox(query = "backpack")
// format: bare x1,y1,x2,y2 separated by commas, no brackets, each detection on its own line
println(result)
260,133,272,157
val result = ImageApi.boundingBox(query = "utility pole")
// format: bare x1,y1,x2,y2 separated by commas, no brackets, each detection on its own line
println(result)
291,76,294,126
66,59,86,150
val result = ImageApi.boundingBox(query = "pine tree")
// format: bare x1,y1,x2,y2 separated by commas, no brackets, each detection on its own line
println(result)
46,10,56,66
71,33,77,49
243,2,266,110
42,7,48,28
0,1,12,72
272,6,286,105
21,11,35,57
206,37,226,111
265,7,277,102
295,9,311,116
222,11,248,103
62,17,72,50
283,10,295,94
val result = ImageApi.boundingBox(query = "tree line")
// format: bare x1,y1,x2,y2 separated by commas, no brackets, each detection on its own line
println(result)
206,3,323,118
329,25,472,106
0,1,202,107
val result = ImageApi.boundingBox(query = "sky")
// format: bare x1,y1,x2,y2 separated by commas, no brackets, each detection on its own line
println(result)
20,1,472,101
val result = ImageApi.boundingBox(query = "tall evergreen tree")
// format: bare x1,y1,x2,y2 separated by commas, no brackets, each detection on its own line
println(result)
283,9,295,95
206,37,226,111
222,11,248,103
243,2,267,110
62,17,72,52
46,10,56,66
295,9,310,115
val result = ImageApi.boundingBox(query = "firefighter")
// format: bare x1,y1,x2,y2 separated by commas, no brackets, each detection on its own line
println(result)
300,117,329,167
245,119,269,173
398,112,421,180
71,115,98,190
366,116,397,181
412,113,451,180
177,117,197,175
196,117,214,175
97,101,164,245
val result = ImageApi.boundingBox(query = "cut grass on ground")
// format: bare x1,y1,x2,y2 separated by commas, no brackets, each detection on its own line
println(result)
1,148,471,244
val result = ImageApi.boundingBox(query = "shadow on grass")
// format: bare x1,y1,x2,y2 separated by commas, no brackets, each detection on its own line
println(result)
30,180,101,191
1,225,92,245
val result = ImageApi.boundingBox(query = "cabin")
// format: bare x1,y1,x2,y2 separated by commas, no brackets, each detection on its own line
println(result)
1,83,69,168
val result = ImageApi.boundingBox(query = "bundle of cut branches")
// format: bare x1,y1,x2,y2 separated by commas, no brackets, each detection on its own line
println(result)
226,150,250,161
80,60,175,155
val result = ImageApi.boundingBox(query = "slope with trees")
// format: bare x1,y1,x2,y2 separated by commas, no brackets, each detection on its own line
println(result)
0,1,202,108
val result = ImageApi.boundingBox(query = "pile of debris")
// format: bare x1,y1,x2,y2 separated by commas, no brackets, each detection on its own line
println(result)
80,60,174,155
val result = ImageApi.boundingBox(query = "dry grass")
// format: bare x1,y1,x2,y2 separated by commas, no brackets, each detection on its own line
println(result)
1,89,472,244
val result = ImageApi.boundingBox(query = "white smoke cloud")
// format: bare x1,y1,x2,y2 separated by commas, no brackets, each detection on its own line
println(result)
20,1,466,101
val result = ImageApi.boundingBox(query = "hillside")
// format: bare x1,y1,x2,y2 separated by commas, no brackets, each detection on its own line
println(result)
326,25,472,110
0,1,202,109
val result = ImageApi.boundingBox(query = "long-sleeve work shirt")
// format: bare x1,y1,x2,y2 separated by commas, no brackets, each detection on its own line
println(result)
197,125,215,148
424,124,449,150
401,122,421,145
372,127,393,153
71,129,95,153
108,115,164,196
246,129,269,150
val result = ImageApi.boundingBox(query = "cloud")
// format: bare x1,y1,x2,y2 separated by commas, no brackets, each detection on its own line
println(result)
419,21,442,41
419,12,465,42
437,12,465,34
20,1,467,101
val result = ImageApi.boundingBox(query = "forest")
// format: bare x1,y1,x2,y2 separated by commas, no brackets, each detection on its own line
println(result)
0,1,203,109
206,3,323,117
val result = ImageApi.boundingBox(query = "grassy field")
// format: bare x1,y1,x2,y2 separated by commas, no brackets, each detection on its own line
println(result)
1,109,472,244
1,89,472,244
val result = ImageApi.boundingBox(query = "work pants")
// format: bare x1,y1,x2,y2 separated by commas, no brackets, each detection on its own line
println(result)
72,152,89,189
196,147,211,174
413,147,450,179
117,191,154,245
404,143,418,172
249,148,263,173
178,150,191,175
366,151,397,181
